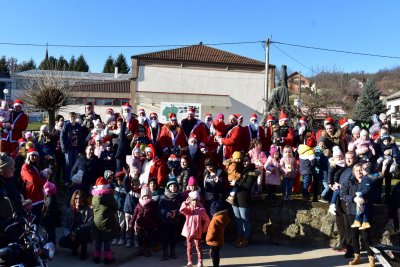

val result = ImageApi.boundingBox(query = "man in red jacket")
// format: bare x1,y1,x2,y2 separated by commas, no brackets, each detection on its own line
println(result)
0,99,28,155
139,144,168,188
216,114,242,160
180,107,208,148
242,113,267,152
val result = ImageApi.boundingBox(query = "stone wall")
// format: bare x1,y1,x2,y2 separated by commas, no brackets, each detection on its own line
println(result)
241,197,397,247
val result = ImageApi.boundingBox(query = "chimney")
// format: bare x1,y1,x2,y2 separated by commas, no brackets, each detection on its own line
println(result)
114,67,118,78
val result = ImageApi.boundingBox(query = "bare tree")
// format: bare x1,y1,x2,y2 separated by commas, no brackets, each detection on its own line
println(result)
17,71,74,130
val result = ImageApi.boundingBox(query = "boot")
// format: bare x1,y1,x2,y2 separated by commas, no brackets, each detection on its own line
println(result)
348,253,361,265
368,255,375,267
233,236,243,245
170,247,177,259
80,244,88,261
93,250,101,264
161,249,169,261
351,220,361,228
226,195,235,205
103,251,116,264
236,239,249,248
117,237,125,246
111,238,118,245
359,222,371,230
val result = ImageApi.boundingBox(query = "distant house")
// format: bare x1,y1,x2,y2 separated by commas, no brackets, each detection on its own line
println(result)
130,44,276,122
12,69,131,117
384,90,400,126
288,72,310,95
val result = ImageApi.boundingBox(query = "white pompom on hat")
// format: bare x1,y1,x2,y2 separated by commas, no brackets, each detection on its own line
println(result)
332,146,343,158
188,191,200,200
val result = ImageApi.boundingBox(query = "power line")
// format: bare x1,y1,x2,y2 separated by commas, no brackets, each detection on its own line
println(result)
272,41,400,60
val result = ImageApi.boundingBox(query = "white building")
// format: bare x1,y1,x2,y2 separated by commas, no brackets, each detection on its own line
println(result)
130,44,275,122
385,91,400,126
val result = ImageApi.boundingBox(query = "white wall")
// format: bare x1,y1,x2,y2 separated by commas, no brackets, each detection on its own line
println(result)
136,65,266,122
386,98,400,125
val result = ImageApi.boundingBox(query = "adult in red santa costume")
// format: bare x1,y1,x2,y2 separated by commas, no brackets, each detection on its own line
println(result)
0,99,29,155
158,113,187,156
216,114,242,160
180,107,208,148
242,113,267,152
138,143,168,188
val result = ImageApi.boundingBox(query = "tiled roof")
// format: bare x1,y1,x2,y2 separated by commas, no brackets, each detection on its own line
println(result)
70,80,130,93
132,44,266,67
13,69,131,81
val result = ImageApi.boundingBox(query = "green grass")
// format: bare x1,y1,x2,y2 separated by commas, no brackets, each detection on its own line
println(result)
26,121,42,131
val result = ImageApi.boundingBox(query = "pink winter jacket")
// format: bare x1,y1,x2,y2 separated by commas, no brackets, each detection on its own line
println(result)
248,148,267,171
264,156,281,185
279,156,297,179
180,201,210,240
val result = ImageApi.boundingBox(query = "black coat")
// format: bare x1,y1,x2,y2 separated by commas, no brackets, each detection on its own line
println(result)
158,190,183,225
71,155,103,194
234,164,258,208
176,167,195,191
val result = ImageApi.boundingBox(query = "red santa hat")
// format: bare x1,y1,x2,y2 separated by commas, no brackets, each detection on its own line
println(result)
187,107,195,115
168,154,180,162
299,116,308,125
13,99,24,108
279,110,289,121
205,113,212,120
27,147,39,156
106,108,114,114
266,113,275,123
122,103,132,111
229,114,238,122
169,113,177,121
137,108,146,116
94,177,110,189
338,118,348,128
188,134,197,144
250,113,258,121
150,112,158,118
324,117,334,126
236,114,243,120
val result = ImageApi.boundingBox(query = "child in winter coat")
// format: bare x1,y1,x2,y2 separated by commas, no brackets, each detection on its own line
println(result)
248,139,267,194
127,147,143,180
206,201,230,267
224,151,243,205
298,144,316,201
183,176,205,207
158,178,183,260
327,146,346,215
180,191,210,267
314,139,330,203
111,171,127,246
123,178,140,248
91,177,118,264
279,145,297,200
377,134,400,174
40,181,61,244
264,145,281,200
130,185,158,257
348,129,375,161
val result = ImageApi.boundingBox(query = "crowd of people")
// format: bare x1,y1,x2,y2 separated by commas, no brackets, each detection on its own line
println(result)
0,99,399,267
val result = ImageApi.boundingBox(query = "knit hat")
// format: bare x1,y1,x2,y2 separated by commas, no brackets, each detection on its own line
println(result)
360,129,368,137
104,170,114,180
351,126,361,134
332,146,343,158
43,181,57,195
25,132,33,139
166,178,178,188
210,201,228,216
188,176,197,186
40,168,52,179
188,191,200,200
279,110,288,121
94,177,110,189
379,113,387,121
216,113,224,120
232,151,242,161
270,145,279,156
338,118,348,128
381,134,391,142
317,135,328,145
27,148,39,156
141,185,151,198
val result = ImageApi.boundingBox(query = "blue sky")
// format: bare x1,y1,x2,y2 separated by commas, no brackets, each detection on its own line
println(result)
2,1,400,76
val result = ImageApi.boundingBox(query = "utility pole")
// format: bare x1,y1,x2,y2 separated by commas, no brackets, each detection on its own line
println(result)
298,72,302,101
264,37,271,114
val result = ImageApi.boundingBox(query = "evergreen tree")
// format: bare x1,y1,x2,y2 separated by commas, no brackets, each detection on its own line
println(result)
68,55,76,71
0,56,10,77
17,59,36,72
57,56,69,70
75,54,89,72
353,79,386,122
115,53,130,74
39,49,50,70
103,55,115,73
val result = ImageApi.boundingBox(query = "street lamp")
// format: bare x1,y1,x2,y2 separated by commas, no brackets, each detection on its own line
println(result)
3,89,9,102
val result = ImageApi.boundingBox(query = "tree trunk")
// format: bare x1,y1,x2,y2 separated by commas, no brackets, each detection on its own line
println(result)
48,110,55,132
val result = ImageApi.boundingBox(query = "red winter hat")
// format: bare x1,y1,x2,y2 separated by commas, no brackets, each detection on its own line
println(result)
187,107,195,115
188,176,197,186
235,114,243,120
216,113,224,120
122,103,132,111
338,118,348,128
95,177,110,189
27,147,39,156
250,113,258,121
169,113,177,120
324,117,334,125
279,110,288,121
168,154,180,162
115,171,126,179
13,99,24,107
229,114,238,121
266,113,274,123
137,108,145,116
299,116,308,125
150,112,157,118
106,108,114,114
205,113,212,119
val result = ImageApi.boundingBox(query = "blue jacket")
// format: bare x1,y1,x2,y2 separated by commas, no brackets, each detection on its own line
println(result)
114,184,127,211
60,121,83,153
341,175,373,215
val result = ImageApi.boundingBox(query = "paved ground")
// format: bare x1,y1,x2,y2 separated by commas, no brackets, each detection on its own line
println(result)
52,242,374,267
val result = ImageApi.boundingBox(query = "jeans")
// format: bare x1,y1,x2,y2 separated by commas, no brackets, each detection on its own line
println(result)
232,206,250,239
321,181,330,198
331,190,340,204
302,174,312,197
64,148,78,183
282,178,293,197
